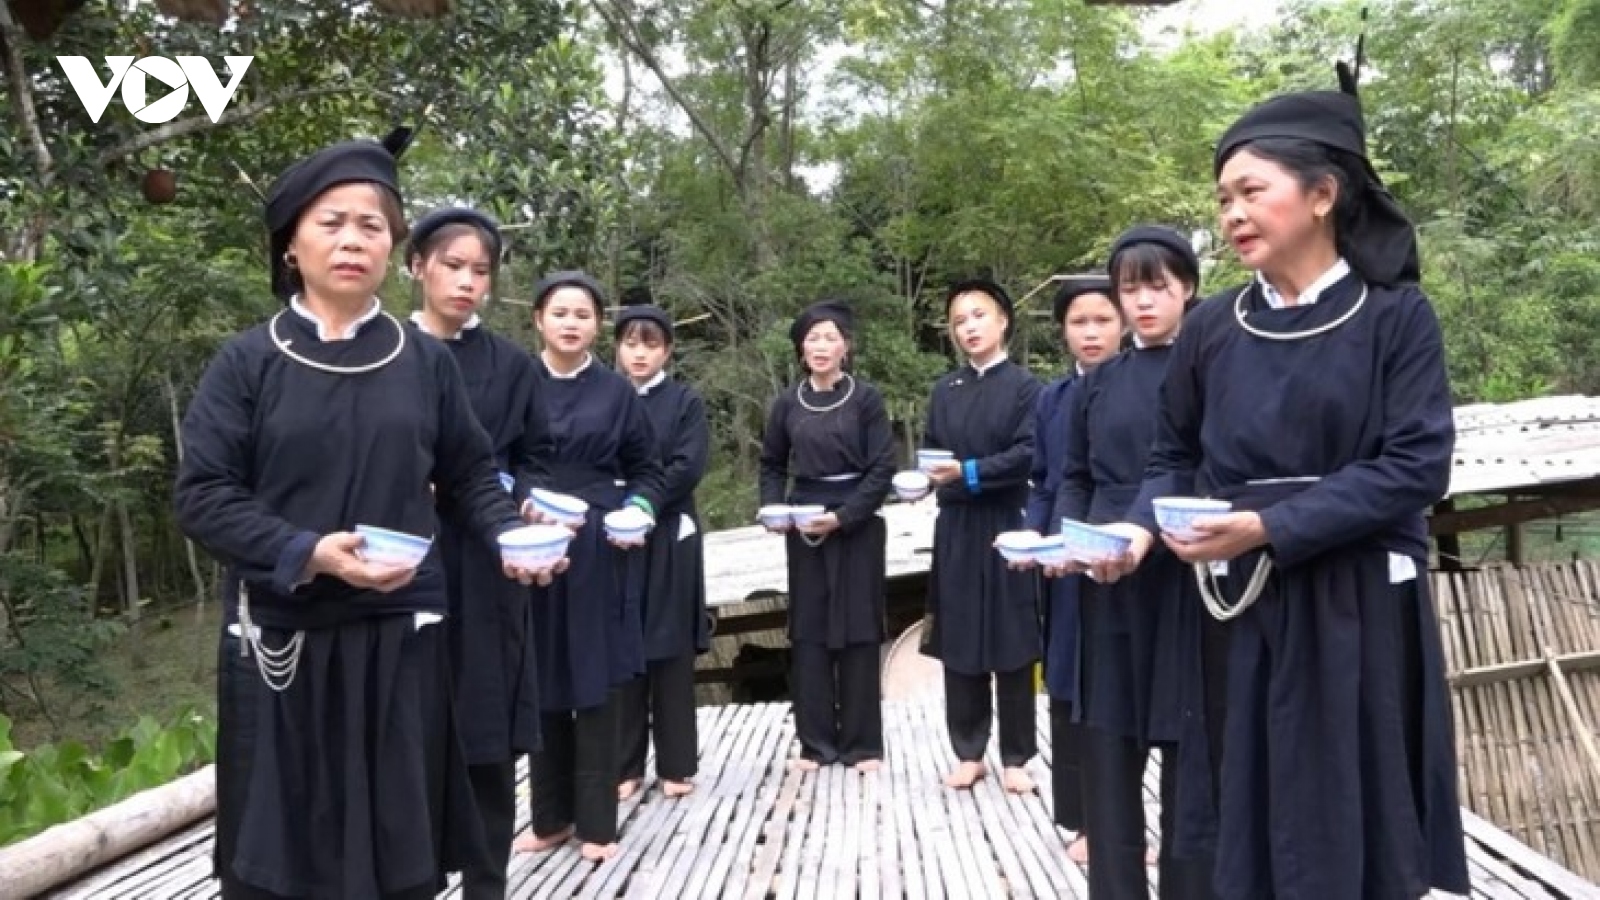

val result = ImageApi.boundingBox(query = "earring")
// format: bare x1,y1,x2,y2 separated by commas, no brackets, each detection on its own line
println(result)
283,250,298,268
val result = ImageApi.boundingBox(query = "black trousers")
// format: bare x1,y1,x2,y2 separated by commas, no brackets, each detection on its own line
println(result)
460,761,515,900
1082,731,1216,900
1050,699,1088,832
220,879,436,900
790,641,883,766
528,694,619,845
944,664,1036,767
618,654,699,782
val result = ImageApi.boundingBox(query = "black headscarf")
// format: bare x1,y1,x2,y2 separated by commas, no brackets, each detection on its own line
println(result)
1214,76,1419,286
614,303,675,343
788,300,854,354
1107,225,1201,286
1050,274,1115,325
405,207,502,267
944,276,1015,339
265,132,407,301
532,270,606,313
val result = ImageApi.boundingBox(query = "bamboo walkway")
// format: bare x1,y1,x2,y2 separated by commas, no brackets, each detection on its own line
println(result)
42,699,1599,900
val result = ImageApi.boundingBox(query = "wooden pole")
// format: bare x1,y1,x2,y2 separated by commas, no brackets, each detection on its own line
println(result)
0,765,215,898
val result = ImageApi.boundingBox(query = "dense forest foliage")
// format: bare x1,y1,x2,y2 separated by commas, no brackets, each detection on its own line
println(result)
1,0,1598,773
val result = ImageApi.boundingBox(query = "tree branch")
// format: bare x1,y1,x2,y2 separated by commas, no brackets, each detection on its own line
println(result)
95,85,386,167
0,0,54,181
588,0,746,187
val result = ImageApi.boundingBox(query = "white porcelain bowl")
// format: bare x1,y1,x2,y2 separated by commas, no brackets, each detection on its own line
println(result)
994,530,1049,565
757,504,792,529
1152,497,1233,542
355,524,432,569
1058,518,1133,564
497,524,573,570
916,449,956,474
1032,533,1072,568
788,505,828,529
529,488,590,527
603,506,653,544
892,470,932,502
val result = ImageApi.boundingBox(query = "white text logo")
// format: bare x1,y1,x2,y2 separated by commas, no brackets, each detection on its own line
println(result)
56,56,253,124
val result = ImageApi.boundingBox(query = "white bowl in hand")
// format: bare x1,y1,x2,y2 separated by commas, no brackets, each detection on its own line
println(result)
1152,497,1233,542
529,488,590,527
497,524,573,570
355,524,432,569
788,505,828,529
916,449,956,474
1058,518,1133,564
757,504,793,529
603,506,653,545
994,529,1049,565
892,470,932,502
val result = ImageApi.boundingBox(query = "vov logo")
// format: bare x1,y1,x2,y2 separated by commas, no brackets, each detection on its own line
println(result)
56,56,253,125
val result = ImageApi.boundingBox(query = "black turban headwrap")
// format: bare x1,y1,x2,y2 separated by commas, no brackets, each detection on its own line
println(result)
1107,225,1201,286
615,303,675,343
788,300,854,354
265,129,409,302
406,207,503,267
1214,74,1419,286
532,270,607,313
1050,274,1115,325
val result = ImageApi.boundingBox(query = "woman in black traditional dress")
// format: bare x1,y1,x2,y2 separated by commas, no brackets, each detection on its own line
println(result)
511,271,665,862
612,301,711,801
759,301,896,772
1018,274,1121,863
1099,71,1471,899
1047,227,1214,900
405,207,552,900
174,135,557,900
919,278,1042,793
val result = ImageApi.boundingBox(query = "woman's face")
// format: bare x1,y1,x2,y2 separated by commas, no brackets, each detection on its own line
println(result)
1117,266,1189,346
802,320,848,376
535,286,599,355
617,329,671,381
1061,292,1121,368
415,233,492,327
948,291,1007,361
1215,147,1336,274
289,182,394,302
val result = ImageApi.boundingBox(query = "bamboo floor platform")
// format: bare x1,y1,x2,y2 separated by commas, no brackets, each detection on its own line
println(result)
43,700,1600,900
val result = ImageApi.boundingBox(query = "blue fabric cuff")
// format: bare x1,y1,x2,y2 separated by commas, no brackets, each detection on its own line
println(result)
963,459,981,495
626,495,656,520
273,530,321,595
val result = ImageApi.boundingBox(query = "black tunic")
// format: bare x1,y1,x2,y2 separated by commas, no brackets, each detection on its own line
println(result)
633,375,712,661
920,359,1042,675
410,319,553,766
759,377,896,648
530,356,665,712
1128,276,1470,898
1025,374,1083,704
175,308,520,898
1056,345,1196,745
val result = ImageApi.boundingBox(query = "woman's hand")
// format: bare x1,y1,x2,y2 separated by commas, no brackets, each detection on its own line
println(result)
1085,524,1155,585
925,460,963,487
308,532,416,593
503,556,569,587
799,512,840,537
1163,512,1266,563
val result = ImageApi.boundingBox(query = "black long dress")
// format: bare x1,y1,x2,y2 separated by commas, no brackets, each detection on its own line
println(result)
410,317,552,766
618,372,711,783
920,358,1042,676
175,305,522,899
1129,275,1470,900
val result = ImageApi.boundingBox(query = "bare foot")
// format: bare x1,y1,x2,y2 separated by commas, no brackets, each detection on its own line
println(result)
512,824,574,853
662,779,694,798
1146,845,1158,866
853,759,882,773
790,758,821,772
617,778,641,801
1002,766,1035,794
580,841,620,862
1066,834,1089,865
943,761,986,789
